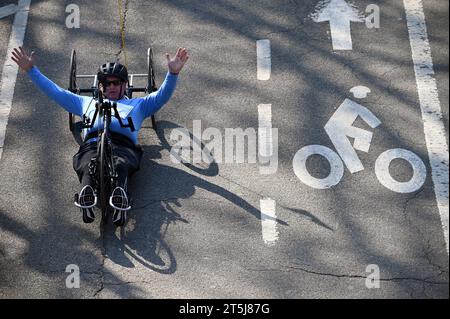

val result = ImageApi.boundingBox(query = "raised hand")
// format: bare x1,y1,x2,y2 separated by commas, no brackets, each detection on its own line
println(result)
166,47,189,75
11,47,35,72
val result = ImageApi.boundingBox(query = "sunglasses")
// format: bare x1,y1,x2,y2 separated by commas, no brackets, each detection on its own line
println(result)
102,79,123,87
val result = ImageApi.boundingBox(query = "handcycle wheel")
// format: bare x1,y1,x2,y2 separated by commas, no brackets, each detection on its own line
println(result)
99,132,110,225
147,48,158,131
69,49,77,132
147,47,157,92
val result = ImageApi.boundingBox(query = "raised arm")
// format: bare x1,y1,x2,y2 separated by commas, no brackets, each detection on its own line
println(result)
166,47,190,76
11,47,84,116
142,47,189,118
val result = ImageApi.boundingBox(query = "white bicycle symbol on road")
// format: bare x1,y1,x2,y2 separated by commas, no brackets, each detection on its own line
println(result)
293,86,427,193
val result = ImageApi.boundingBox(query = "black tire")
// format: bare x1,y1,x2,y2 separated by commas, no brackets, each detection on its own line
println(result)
148,48,158,131
99,132,109,225
69,50,77,132
147,47,156,93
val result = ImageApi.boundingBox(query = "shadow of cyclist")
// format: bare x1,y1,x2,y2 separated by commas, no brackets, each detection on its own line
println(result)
104,120,288,274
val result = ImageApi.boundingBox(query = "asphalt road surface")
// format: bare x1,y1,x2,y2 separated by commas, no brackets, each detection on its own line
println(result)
0,0,448,298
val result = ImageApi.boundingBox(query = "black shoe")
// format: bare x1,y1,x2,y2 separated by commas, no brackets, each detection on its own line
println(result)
75,185,97,223
109,187,131,226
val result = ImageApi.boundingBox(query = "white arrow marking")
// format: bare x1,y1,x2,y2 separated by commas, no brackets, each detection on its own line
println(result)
311,0,364,50
324,98,381,173
0,4,18,19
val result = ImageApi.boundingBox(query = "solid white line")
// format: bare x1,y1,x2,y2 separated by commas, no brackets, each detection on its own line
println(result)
260,198,279,246
404,0,449,253
0,4,18,19
0,0,31,161
256,39,271,81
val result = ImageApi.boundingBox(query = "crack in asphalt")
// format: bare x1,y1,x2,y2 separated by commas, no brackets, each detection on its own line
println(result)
93,226,108,298
245,266,448,285
115,0,130,62
402,187,426,219
422,235,449,277
402,187,448,276
401,188,449,282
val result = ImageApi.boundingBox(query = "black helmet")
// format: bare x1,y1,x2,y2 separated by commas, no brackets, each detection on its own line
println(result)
97,62,128,83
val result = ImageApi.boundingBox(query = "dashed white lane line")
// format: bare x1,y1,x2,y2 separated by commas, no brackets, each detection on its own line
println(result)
258,104,273,158
260,198,279,246
256,39,271,81
257,40,277,246
404,0,449,253
0,0,31,161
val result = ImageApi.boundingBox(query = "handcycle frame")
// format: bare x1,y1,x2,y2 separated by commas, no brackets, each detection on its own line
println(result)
68,48,158,225
85,90,136,224
68,48,158,137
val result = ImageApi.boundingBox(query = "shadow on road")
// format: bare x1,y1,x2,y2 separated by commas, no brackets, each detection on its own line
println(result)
103,120,289,274
1,0,446,298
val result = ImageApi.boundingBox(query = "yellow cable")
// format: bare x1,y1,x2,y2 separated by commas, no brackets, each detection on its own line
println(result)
118,0,128,68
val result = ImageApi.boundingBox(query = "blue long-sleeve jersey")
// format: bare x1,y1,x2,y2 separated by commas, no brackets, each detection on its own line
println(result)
27,66,178,145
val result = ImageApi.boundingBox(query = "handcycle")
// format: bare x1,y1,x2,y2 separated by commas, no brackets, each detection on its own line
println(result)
69,48,158,225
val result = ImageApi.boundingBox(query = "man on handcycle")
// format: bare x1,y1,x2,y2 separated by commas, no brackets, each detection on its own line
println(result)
11,46,189,225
